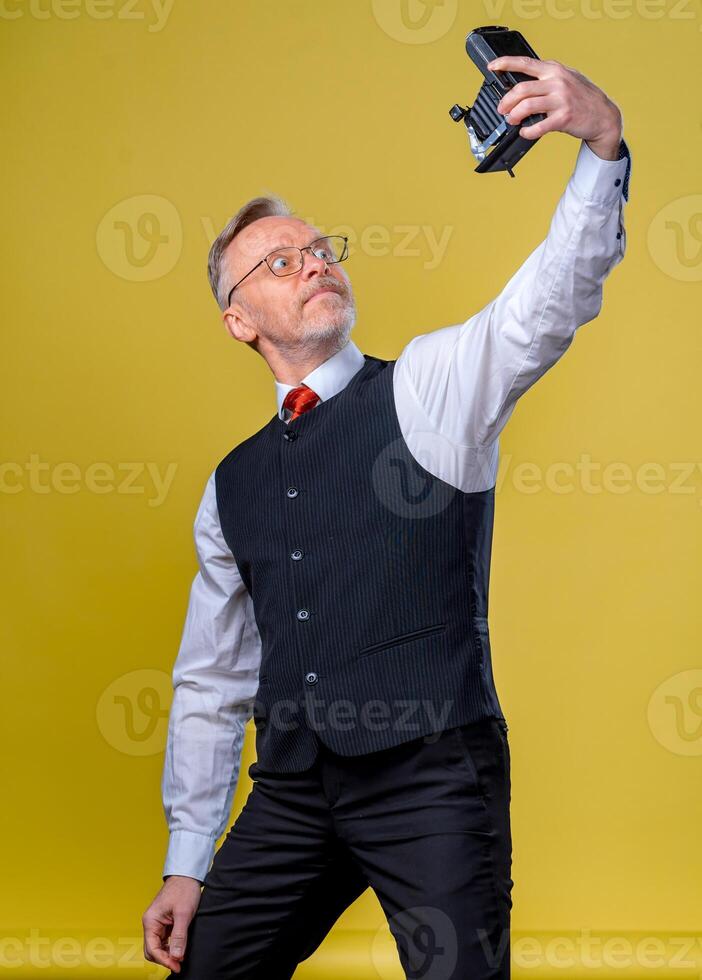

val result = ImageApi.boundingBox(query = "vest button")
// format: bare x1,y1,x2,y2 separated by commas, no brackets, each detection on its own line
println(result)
286,487,299,498
290,549,304,561
296,608,310,621
614,178,621,186
305,671,318,685
283,430,297,441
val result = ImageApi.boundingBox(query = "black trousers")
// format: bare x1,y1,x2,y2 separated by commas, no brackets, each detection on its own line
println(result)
169,717,512,979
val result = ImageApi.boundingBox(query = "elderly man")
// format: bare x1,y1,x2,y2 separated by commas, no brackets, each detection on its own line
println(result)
143,55,631,979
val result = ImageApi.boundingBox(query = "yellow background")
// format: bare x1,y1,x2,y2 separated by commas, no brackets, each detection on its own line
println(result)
2,1,700,976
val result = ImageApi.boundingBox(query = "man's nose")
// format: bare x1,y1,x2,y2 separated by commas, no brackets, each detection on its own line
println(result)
299,249,328,279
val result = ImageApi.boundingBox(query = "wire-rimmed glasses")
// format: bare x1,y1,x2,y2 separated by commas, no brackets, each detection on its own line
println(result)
226,235,349,308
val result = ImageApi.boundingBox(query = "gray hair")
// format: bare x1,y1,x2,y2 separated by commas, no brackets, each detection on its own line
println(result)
207,194,292,311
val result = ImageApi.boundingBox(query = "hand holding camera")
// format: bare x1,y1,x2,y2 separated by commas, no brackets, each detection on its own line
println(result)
450,26,624,176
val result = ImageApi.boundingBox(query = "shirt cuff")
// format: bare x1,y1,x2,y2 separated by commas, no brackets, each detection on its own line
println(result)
571,136,631,207
162,830,216,883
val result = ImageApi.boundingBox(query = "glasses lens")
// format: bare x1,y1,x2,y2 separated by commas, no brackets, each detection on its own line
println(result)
266,237,349,277
266,247,303,277
309,236,348,264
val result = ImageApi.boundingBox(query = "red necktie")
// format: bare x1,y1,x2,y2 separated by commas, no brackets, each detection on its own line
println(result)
282,383,320,422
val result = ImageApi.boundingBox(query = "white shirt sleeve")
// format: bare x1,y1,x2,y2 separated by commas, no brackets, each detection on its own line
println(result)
161,469,262,882
393,138,631,468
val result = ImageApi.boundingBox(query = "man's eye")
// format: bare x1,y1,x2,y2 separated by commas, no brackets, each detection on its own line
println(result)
270,256,289,271
313,247,330,260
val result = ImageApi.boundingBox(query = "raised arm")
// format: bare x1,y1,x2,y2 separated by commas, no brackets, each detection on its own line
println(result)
394,58,630,463
161,469,262,883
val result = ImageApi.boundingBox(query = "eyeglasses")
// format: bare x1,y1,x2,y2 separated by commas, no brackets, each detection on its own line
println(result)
226,235,349,308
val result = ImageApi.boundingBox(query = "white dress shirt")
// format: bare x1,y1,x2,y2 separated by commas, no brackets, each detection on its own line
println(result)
161,138,631,881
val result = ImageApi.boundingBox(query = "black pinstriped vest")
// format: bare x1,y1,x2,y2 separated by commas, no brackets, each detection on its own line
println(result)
215,353,505,772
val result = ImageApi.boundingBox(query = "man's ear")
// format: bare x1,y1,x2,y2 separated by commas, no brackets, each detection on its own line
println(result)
222,302,257,345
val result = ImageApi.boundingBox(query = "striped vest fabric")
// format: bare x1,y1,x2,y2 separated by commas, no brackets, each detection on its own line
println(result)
215,353,505,772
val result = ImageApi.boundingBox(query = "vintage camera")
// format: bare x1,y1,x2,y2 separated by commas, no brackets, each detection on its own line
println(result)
449,26,546,178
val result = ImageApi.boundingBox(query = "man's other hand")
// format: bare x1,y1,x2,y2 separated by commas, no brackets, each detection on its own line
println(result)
142,875,203,973
486,55,624,160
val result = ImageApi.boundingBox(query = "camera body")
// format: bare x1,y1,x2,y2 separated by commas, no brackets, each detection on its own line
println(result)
449,26,546,177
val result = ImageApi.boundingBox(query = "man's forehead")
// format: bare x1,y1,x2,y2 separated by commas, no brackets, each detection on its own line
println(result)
229,216,322,268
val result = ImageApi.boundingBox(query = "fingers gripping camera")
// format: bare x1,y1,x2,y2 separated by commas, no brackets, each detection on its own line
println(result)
449,26,547,177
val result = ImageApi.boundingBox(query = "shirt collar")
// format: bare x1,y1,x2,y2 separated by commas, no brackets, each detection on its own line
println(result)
274,338,366,420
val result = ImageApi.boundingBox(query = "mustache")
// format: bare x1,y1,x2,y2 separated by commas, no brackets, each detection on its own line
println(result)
300,277,349,307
